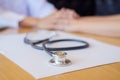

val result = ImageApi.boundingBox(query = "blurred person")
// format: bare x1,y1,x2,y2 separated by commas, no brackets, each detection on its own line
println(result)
0,0,65,30
0,0,57,29
48,0,120,37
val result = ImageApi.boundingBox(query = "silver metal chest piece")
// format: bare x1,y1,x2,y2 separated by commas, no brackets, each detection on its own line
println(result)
49,52,72,67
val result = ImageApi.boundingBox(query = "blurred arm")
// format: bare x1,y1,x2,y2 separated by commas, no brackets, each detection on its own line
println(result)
58,15,120,37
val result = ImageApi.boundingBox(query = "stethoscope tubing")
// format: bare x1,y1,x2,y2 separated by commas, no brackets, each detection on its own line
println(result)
31,39,89,51
24,37,89,57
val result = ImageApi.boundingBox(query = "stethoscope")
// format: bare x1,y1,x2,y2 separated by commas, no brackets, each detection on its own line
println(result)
24,30,89,67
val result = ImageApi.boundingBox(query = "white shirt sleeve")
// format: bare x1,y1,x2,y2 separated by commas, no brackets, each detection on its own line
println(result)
0,7,26,29
0,0,55,29
27,0,55,18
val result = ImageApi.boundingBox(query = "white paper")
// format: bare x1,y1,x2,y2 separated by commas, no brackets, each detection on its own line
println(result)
0,31,120,79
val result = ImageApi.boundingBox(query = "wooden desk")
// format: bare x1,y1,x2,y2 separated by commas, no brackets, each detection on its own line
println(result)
0,28,120,80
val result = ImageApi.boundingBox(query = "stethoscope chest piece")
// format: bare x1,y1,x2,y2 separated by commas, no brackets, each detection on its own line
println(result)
49,52,72,67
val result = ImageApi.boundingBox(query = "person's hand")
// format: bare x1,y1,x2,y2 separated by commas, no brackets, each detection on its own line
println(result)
53,8,80,31
36,8,80,30
19,8,80,31
55,19,80,32
35,10,59,30
60,8,80,19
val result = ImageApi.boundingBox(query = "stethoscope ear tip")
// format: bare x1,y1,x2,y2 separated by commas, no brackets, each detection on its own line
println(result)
49,51,72,67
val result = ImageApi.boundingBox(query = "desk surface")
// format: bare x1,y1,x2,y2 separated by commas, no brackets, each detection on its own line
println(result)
0,28,120,80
